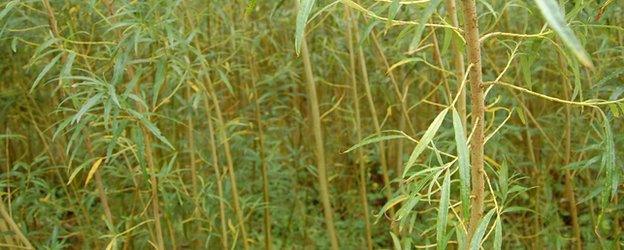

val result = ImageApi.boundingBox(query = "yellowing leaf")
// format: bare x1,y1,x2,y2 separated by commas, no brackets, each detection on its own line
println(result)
85,158,104,187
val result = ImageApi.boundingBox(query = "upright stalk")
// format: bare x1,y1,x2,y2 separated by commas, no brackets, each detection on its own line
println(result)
369,30,416,176
300,34,340,250
429,26,452,103
183,4,247,247
345,6,373,250
43,2,114,245
0,199,33,249
354,17,397,233
141,127,165,250
202,90,229,249
84,139,114,227
205,74,250,250
460,0,486,240
562,66,581,250
247,46,273,250
444,0,467,127
185,85,198,198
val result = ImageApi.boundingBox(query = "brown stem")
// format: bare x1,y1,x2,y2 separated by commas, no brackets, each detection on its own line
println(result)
460,0,486,240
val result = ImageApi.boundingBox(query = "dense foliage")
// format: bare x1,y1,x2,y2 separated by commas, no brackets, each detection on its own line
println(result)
0,0,622,249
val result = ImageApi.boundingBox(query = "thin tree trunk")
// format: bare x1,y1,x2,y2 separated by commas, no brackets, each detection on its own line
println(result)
345,6,373,250
444,0,467,128
460,0,486,240
563,72,582,250
205,75,250,250
354,21,398,235
186,85,198,198
300,35,340,250
248,49,273,250
202,93,229,249
0,199,33,249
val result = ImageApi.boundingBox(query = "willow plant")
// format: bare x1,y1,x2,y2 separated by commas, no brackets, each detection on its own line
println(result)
0,0,622,249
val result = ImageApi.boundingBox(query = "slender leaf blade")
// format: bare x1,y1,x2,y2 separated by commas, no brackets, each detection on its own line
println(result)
408,0,443,53
533,0,593,68
436,169,451,250
403,108,449,177
470,209,496,250
295,0,315,55
452,108,471,219
31,53,62,92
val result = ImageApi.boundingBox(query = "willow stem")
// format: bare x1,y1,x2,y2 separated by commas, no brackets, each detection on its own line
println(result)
300,33,340,250
460,0,486,241
205,75,250,250
345,5,374,249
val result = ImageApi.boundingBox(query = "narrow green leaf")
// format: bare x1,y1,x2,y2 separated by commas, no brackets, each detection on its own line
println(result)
106,117,125,162
61,52,76,79
500,163,510,202
570,59,581,100
127,109,174,150
470,209,496,250
390,231,402,250
358,20,379,47
30,53,62,92
53,118,72,141
387,0,401,28
158,153,178,178
73,93,103,124
596,68,624,86
111,49,128,86
502,206,534,214
521,56,532,89
396,195,420,221
33,37,57,59
456,225,467,250
608,104,620,117
344,134,407,153
0,1,17,21
408,0,443,53
109,84,121,108
217,69,235,95
403,108,449,177
601,119,617,206
132,127,148,179
452,108,471,219
493,217,502,250
295,0,315,55
66,164,84,186
436,170,451,250
534,0,593,68
376,195,409,220
123,67,144,98
152,59,166,108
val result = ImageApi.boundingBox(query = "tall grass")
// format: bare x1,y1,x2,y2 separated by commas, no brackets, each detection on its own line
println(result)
0,0,622,249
